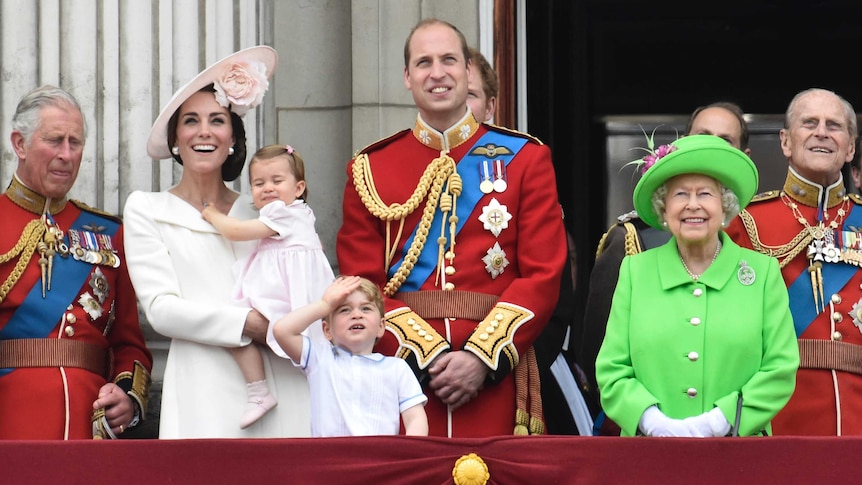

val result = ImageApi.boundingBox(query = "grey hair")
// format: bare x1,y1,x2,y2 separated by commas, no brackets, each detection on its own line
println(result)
651,181,741,229
784,87,857,139
11,85,87,143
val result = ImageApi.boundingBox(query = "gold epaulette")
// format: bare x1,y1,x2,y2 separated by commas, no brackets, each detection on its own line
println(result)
748,189,781,203
594,221,643,259
384,307,449,369
464,302,533,371
849,193,862,205
70,200,122,224
353,129,412,158
484,123,543,145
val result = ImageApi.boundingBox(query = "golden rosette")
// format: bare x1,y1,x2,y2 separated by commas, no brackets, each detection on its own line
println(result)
452,453,490,485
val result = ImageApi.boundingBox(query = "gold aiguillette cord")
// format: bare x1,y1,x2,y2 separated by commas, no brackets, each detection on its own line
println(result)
808,261,824,314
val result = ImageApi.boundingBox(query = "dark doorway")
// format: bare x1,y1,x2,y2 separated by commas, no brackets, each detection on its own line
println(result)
525,0,862,348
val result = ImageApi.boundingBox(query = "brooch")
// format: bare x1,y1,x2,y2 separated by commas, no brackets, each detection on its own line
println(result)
737,260,755,286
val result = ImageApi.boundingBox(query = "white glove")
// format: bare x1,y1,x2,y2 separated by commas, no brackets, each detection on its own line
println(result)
683,407,732,437
638,405,695,437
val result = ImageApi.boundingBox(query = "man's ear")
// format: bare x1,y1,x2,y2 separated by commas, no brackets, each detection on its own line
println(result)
10,130,27,160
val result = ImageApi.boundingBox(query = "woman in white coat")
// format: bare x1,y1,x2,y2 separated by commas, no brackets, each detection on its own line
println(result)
124,46,314,438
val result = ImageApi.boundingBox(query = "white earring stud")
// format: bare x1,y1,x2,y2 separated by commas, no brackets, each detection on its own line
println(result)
228,147,235,155
171,146,179,155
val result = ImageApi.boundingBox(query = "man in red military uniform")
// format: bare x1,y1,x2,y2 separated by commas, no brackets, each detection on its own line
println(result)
726,88,862,435
0,85,152,440
336,19,566,437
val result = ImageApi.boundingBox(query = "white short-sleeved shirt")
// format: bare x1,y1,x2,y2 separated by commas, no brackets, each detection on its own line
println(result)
294,337,427,437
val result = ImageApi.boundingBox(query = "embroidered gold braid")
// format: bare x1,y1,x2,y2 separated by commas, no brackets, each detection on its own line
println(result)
595,221,644,259
739,209,812,268
0,219,45,303
621,222,643,256
352,152,456,296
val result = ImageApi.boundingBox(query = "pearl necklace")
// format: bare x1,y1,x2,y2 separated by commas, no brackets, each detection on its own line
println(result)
680,240,722,281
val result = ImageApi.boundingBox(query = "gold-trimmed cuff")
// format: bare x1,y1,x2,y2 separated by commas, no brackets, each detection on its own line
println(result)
384,307,450,369
114,360,151,416
464,303,533,370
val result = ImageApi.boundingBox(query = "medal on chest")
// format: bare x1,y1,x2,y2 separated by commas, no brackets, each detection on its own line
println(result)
785,193,850,313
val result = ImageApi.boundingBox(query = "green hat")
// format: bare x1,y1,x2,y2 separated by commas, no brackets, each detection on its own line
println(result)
632,134,759,230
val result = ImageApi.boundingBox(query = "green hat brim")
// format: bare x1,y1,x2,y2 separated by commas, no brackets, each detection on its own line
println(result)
632,134,759,230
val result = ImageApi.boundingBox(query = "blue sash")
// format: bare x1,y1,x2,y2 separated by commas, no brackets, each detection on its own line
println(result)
388,130,528,291
1,211,118,375
787,204,862,336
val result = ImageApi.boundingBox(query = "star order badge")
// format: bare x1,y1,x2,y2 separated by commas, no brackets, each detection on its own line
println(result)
78,292,103,321
478,198,512,238
850,299,862,335
482,242,509,279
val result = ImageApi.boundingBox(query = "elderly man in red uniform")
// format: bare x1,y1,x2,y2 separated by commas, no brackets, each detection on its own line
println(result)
336,18,566,437
0,85,152,440
726,88,862,435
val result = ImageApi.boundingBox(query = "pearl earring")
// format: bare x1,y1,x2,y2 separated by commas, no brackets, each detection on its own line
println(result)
171,146,179,156
661,221,668,227
228,147,235,155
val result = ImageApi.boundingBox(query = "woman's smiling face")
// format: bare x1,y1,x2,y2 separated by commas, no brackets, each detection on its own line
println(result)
662,173,724,246
174,90,235,174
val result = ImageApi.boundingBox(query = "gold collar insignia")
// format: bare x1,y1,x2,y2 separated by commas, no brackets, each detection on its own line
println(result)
782,167,846,209
5,175,67,215
411,110,479,152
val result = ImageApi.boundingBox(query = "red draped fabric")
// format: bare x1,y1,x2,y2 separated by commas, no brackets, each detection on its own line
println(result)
0,435,856,484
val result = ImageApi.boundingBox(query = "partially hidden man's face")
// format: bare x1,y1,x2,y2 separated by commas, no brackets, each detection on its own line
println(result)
12,103,85,199
467,75,496,123
404,23,472,130
688,107,745,152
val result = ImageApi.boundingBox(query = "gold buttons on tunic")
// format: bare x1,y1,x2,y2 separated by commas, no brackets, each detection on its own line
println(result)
444,282,455,291
833,331,843,341
495,313,504,321
832,294,842,305
832,312,844,323
445,266,456,276
689,317,701,326
66,313,77,324
64,326,75,337
687,351,699,361
692,288,703,297
686,388,698,398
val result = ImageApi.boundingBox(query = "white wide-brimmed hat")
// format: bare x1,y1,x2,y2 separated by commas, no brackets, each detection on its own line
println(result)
146,45,278,159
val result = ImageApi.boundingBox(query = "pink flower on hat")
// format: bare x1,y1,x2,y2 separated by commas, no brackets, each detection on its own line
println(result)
625,125,678,175
640,143,676,174
213,61,269,116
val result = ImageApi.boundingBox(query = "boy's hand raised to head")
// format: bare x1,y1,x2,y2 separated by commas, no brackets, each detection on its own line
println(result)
321,275,362,311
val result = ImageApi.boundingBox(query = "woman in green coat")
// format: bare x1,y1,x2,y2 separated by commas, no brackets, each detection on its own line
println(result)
596,134,799,437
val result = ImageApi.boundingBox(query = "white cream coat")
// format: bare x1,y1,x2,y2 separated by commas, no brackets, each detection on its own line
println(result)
123,190,312,438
